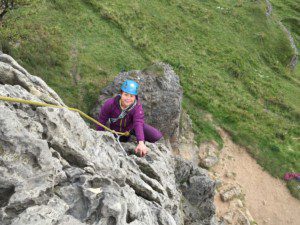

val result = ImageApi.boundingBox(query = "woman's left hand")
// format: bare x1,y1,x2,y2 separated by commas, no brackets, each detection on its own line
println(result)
135,141,148,157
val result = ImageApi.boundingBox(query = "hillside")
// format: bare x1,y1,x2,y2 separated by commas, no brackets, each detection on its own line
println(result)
0,0,299,197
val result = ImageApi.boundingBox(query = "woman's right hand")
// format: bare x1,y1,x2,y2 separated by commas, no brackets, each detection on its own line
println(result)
135,141,148,157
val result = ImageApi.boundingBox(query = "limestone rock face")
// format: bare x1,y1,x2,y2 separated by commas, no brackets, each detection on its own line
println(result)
174,157,216,225
0,54,215,225
92,63,183,148
0,54,64,106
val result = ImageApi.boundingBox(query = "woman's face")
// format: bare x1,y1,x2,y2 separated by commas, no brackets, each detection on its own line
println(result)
120,91,136,108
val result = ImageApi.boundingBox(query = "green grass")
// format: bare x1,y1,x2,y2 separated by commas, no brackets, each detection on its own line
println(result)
0,0,299,198
270,0,300,46
287,180,300,199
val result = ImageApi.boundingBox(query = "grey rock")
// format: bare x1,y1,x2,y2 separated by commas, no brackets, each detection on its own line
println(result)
265,0,298,70
10,196,68,225
199,141,219,168
225,172,236,179
236,210,250,225
220,210,251,225
220,186,242,202
214,178,223,189
0,54,64,105
200,155,219,168
0,55,216,225
222,211,234,224
229,199,243,208
174,157,216,225
57,215,86,225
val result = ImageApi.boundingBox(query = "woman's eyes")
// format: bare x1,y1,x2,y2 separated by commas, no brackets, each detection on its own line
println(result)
125,94,134,98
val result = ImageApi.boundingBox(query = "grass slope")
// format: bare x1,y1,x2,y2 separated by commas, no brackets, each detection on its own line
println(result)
1,0,299,197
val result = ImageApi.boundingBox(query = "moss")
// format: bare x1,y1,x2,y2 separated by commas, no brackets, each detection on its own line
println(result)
0,145,4,156
142,64,164,77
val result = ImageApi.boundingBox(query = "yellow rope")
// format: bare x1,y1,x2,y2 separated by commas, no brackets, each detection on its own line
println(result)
0,96,130,136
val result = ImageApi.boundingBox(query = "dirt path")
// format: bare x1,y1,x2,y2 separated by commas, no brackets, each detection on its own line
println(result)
212,129,300,225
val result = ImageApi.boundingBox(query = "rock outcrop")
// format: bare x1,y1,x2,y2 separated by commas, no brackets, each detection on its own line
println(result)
265,0,298,70
0,54,215,225
91,63,183,149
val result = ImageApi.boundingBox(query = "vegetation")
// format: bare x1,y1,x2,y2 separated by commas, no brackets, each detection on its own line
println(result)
0,0,299,198
0,0,15,20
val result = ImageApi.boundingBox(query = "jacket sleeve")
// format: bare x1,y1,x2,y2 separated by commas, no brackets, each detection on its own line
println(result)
97,99,112,131
133,103,145,141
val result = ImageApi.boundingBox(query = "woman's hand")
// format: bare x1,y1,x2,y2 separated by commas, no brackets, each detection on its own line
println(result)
135,141,148,157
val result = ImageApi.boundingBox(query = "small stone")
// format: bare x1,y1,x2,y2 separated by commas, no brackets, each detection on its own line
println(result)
263,218,271,224
222,211,234,224
203,113,213,122
227,155,234,160
230,199,243,208
236,210,250,225
84,166,95,175
236,199,243,208
199,155,219,168
225,171,236,179
220,186,241,202
87,187,102,194
262,200,267,205
215,178,223,188
64,167,85,178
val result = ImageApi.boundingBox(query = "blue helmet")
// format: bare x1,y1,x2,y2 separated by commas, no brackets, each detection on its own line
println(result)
121,80,139,95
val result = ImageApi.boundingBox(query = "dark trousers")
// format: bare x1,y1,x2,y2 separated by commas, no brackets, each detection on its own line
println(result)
119,123,163,143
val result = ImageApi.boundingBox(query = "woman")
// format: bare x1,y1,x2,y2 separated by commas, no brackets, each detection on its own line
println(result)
97,80,163,157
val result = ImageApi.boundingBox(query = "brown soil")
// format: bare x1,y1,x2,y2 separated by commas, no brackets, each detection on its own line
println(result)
212,129,300,225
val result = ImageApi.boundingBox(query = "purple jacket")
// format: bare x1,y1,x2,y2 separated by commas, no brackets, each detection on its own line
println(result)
97,95,145,141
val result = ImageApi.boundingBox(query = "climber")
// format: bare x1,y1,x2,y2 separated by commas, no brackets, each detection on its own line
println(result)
97,80,163,157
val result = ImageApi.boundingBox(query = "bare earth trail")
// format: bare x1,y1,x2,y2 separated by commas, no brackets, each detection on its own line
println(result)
212,129,300,225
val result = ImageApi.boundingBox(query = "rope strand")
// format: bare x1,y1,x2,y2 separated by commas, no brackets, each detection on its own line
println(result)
0,95,130,137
